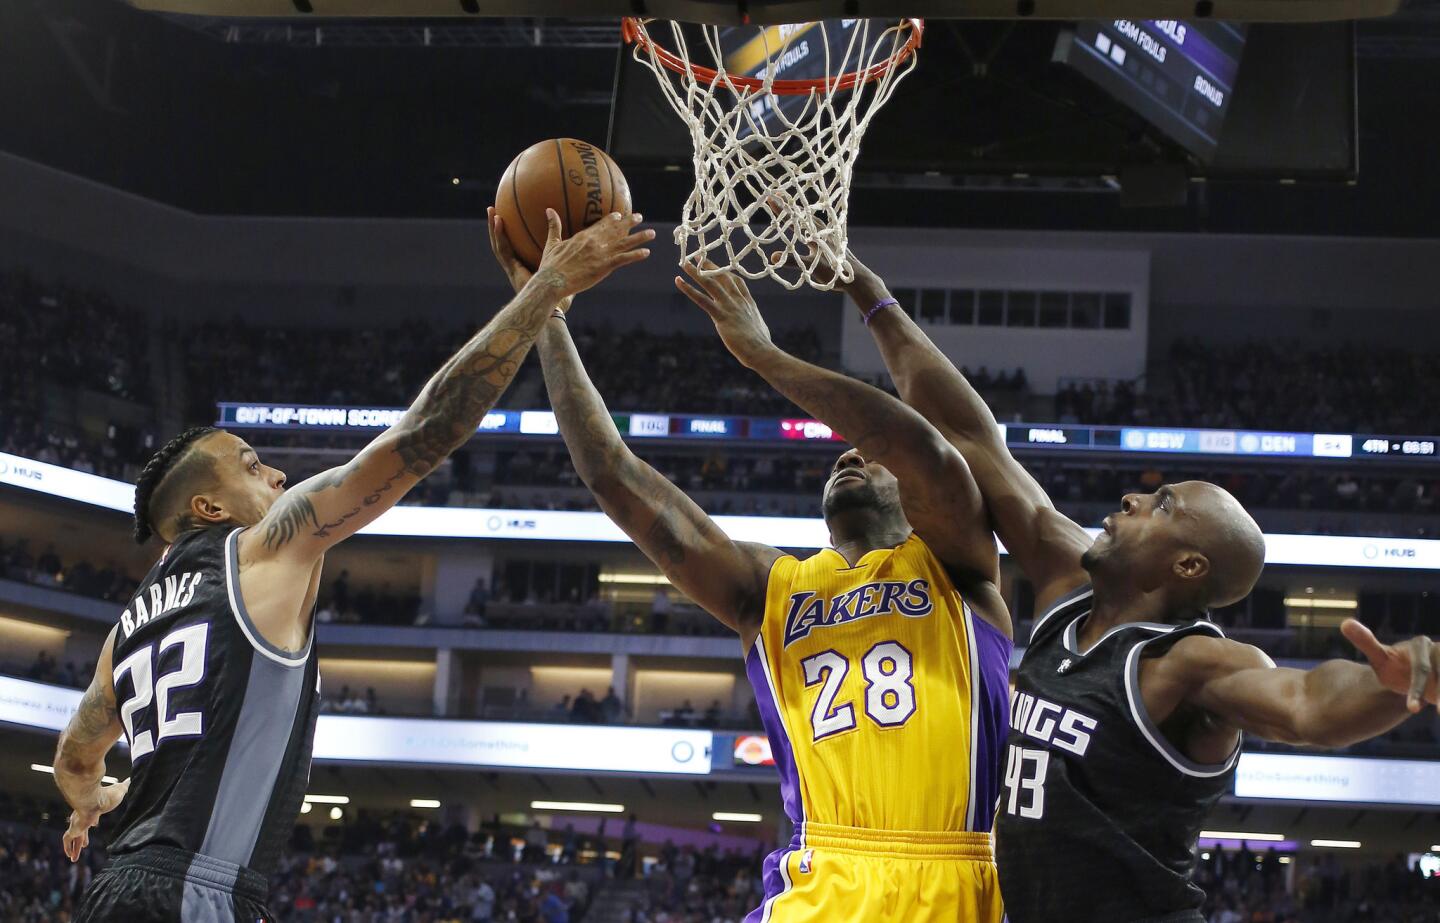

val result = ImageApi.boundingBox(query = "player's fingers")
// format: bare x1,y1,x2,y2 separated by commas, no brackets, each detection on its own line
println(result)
768,249,808,271
1340,619,1388,669
592,211,626,239
616,227,657,252
609,249,651,269
681,260,725,299
490,216,517,260
695,258,742,296
1406,636,1432,712
544,208,564,246
674,276,718,316
63,813,86,861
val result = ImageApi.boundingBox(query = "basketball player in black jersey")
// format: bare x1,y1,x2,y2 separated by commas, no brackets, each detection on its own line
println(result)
51,208,652,922
801,250,1440,923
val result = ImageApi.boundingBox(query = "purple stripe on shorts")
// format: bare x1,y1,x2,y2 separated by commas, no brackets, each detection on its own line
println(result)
743,834,802,923
745,640,804,826
970,615,1015,834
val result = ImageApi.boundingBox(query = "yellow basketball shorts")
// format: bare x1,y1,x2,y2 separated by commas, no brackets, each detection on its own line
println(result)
744,822,1004,923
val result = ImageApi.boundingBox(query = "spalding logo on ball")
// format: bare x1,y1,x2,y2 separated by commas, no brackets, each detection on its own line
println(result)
494,138,634,270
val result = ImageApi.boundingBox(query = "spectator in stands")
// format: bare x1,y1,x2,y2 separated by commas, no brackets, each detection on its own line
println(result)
669,700,695,727
650,588,672,634
331,569,351,617
620,815,640,880
570,689,599,724
34,546,61,586
600,686,624,724
465,577,491,627
540,884,570,923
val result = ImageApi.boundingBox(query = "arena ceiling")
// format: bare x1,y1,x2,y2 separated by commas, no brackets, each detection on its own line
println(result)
4,0,1440,234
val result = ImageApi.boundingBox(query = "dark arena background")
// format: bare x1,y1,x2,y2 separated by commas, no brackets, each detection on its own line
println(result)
3,1,1440,921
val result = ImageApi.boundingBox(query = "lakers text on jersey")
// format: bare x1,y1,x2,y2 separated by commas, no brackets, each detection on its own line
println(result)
743,534,1011,923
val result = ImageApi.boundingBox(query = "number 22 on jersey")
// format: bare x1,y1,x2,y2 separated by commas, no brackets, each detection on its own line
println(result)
113,623,210,761
800,641,918,741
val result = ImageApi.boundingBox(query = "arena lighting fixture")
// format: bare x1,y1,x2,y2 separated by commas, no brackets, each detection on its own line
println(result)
410,799,442,809
530,800,625,813
28,763,116,784
598,573,671,585
1278,857,1292,865
713,812,764,823
300,802,313,814
329,806,344,821
1282,597,1358,609
1199,830,1285,842
1310,839,1362,849
303,794,350,805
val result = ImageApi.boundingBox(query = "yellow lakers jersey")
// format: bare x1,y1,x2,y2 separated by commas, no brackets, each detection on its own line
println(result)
745,534,1013,833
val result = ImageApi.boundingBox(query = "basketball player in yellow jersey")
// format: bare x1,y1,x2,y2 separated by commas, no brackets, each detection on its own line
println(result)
492,215,1009,922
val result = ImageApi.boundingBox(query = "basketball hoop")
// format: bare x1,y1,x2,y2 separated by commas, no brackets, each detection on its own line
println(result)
623,17,923,291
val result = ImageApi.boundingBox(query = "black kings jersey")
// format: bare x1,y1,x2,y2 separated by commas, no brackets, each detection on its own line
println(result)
995,585,1239,923
107,526,320,882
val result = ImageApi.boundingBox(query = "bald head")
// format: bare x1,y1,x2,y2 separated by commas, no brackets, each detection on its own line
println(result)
1173,481,1266,609
1083,480,1266,617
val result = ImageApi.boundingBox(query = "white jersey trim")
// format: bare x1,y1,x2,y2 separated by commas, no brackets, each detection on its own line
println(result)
224,528,311,668
1030,585,1094,643
1063,617,1189,658
1123,625,1242,779
759,846,799,923
963,602,982,833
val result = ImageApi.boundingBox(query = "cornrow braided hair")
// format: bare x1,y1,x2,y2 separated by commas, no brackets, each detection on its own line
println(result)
133,426,219,545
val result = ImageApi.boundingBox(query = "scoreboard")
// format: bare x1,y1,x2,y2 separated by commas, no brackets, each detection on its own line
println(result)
1057,20,1249,160
1358,437,1439,458
218,403,1440,466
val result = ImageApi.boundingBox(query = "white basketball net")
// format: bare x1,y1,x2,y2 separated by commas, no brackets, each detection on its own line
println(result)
627,19,922,291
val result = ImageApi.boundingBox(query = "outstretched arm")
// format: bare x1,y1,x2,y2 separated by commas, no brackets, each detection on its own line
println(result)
486,215,780,649
245,210,653,565
537,319,780,647
1144,621,1439,749
839,256,1091,611
55,627,130,862
676,262,1002,599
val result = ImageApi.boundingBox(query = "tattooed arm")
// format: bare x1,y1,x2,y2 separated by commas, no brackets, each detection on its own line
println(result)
242,210,654,565
677,263,1006,631
536,315,781,651
56,627,130,862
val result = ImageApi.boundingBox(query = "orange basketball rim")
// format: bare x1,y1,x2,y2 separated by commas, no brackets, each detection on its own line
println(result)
621,17,924,96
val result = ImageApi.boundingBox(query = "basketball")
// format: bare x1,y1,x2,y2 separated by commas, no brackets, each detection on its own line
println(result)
12,7,1440,923
494,138,633,270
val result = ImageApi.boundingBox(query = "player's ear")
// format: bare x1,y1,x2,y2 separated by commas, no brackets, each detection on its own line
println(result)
1173,551,1210,581
189,491,230,527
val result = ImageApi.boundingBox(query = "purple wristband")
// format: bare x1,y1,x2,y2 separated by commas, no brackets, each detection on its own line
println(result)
863,297,899,326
